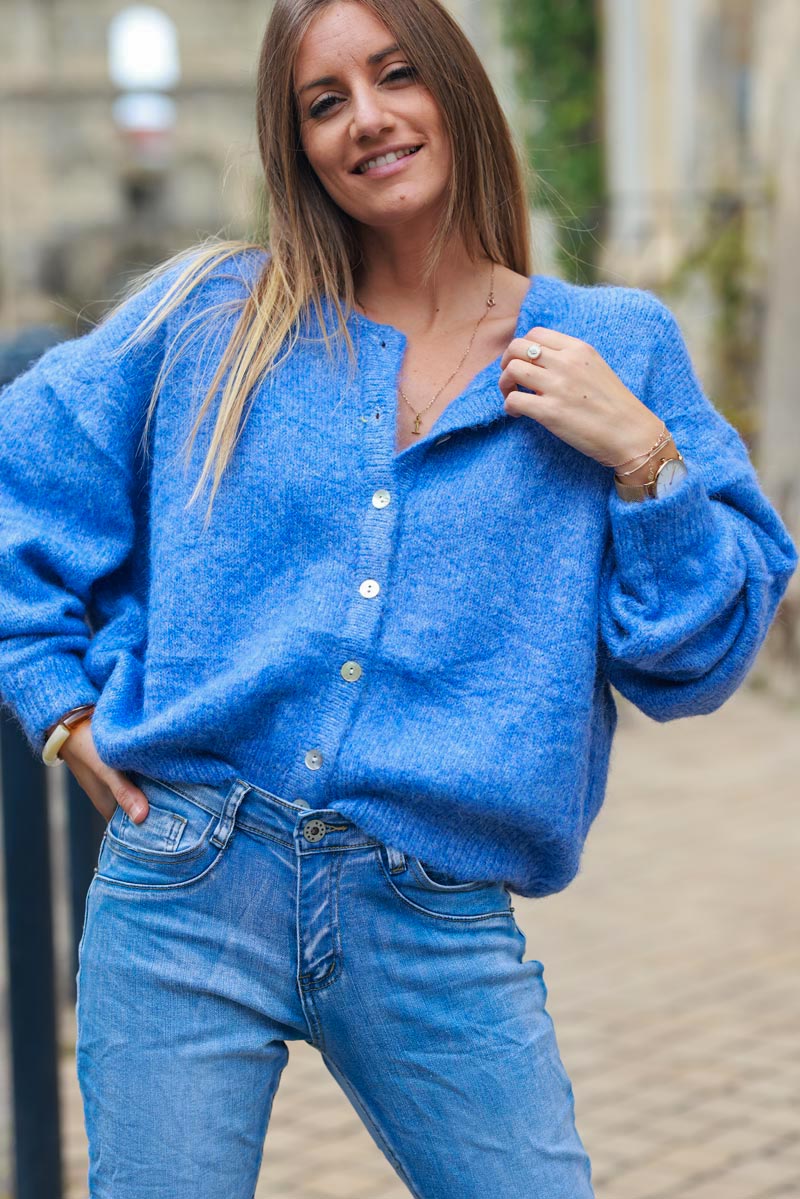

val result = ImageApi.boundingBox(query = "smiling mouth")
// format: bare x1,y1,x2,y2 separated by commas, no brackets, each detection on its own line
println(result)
353,145,423,174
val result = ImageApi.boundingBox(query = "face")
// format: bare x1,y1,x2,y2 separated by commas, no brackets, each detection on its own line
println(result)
293,2,452,231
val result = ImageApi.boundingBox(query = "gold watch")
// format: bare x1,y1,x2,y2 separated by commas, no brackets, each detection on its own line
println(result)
614,448,688,502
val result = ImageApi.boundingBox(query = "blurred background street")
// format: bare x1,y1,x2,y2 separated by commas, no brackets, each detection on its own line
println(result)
1,0,798,1196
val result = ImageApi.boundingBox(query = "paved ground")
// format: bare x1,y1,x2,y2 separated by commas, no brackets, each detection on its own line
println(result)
10,682,800,1197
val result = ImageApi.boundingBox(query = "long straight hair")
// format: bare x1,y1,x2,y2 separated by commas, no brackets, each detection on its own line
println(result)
115,0,533,526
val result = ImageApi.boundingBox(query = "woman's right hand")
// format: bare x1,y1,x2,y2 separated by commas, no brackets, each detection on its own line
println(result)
59,721,150,824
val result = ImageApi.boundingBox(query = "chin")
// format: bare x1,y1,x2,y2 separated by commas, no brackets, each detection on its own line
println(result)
347,189,449,230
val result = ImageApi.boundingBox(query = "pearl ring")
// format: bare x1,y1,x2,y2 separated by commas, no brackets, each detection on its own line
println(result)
526,341,543,361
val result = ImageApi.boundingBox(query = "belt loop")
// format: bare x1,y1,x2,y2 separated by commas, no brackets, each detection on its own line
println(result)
210,780,248,849
384,843,407,874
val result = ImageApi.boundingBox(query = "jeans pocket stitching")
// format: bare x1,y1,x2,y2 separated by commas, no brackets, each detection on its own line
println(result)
94,843,229,892
105,808,215,863
117,802,189,851
411,857,496,892
376,850,513,922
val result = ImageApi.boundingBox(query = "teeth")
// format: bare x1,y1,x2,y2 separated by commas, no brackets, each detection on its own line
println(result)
357,146,419,173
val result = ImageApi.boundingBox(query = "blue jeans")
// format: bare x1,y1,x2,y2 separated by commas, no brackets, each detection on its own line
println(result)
76,772,595,1198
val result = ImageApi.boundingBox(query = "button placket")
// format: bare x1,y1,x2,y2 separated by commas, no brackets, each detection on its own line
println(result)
284,325,406,802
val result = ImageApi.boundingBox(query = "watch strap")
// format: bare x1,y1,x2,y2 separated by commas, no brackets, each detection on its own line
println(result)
614,449,685,502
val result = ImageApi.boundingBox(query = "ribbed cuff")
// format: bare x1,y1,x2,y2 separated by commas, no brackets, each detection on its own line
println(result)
608,465,717,585
1,653,100,757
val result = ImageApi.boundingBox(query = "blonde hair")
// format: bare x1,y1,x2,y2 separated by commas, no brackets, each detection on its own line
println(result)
115,0,533,527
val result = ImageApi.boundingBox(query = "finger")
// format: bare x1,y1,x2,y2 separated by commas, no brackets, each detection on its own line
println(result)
499,336,554,371
63,724,150,822
498,359,546,400
525,326,577,350
59,753,118,822
92,791,118,823
108,772,150,823
503,389,550,421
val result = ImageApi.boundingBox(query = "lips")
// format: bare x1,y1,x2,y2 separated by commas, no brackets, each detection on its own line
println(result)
352,145,423,174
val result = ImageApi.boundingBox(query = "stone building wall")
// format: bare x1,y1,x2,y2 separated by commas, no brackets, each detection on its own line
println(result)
1,1,272,329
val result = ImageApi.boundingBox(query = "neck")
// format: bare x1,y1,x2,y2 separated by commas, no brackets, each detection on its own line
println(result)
354,224,492,334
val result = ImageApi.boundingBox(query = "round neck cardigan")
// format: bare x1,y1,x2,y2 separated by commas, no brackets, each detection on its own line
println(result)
0,250,796,897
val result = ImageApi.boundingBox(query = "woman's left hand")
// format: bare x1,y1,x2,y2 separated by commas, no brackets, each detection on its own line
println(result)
498,326,665,469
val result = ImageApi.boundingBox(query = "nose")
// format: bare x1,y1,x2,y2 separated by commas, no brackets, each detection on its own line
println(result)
348,82,394,143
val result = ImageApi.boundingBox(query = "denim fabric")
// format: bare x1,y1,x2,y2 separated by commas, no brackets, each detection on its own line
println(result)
76,772,595,1198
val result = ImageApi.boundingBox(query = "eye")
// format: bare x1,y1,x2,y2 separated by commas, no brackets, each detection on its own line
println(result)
308,92,341,119
382,65,418,85
307,64,419,120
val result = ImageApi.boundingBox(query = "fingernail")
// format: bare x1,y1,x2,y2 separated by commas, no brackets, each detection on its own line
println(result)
131,802,147,822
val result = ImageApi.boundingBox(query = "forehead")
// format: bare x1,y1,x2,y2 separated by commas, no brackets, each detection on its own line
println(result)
293,3,395,83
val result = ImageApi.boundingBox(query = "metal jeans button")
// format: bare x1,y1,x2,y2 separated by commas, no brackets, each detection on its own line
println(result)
303,819,328,843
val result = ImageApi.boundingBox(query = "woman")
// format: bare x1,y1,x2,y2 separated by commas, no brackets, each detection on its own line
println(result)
0,1,796,1196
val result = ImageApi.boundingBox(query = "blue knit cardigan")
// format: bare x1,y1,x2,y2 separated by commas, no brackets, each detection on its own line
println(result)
0,251,796,897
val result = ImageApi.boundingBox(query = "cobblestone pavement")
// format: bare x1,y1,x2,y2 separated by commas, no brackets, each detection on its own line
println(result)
47,686,800,1197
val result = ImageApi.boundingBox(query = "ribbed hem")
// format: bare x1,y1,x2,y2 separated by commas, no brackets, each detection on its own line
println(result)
1,653,100,756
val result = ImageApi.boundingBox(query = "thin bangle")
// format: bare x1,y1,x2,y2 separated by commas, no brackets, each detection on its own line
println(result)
615,433,673,477
606,423,669,471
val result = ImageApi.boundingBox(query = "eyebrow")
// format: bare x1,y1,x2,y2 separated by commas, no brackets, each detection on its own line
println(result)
297,44,402,95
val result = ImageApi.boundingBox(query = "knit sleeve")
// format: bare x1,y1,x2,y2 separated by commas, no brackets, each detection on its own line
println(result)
0,266,180,755
598,299,798,720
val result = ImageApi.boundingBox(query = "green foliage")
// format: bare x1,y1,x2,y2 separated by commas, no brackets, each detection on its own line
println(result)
502,0,605,282
663,197,759,445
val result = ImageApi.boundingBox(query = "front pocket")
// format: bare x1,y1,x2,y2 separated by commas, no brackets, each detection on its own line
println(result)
378,849,513,921
98,774,226,890
112,802,194,853
413,857,497,892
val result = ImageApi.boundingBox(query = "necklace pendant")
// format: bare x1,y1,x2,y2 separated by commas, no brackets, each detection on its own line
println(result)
412,414,422,435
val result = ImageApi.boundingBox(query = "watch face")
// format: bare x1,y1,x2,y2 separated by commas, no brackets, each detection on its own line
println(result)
655,457,688,498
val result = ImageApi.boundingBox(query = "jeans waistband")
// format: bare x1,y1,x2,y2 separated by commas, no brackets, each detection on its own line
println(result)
131,770,407,868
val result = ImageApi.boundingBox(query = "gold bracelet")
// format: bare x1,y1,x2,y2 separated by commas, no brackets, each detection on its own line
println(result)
615,432,673,477
606,423,669,472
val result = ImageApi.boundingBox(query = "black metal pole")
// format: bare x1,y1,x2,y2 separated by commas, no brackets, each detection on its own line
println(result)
0,714,63,1199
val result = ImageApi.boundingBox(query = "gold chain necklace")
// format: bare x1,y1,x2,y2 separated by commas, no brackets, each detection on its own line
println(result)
355,262,496,435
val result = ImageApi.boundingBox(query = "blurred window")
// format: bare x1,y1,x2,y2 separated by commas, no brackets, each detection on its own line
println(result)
108,6,181,92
